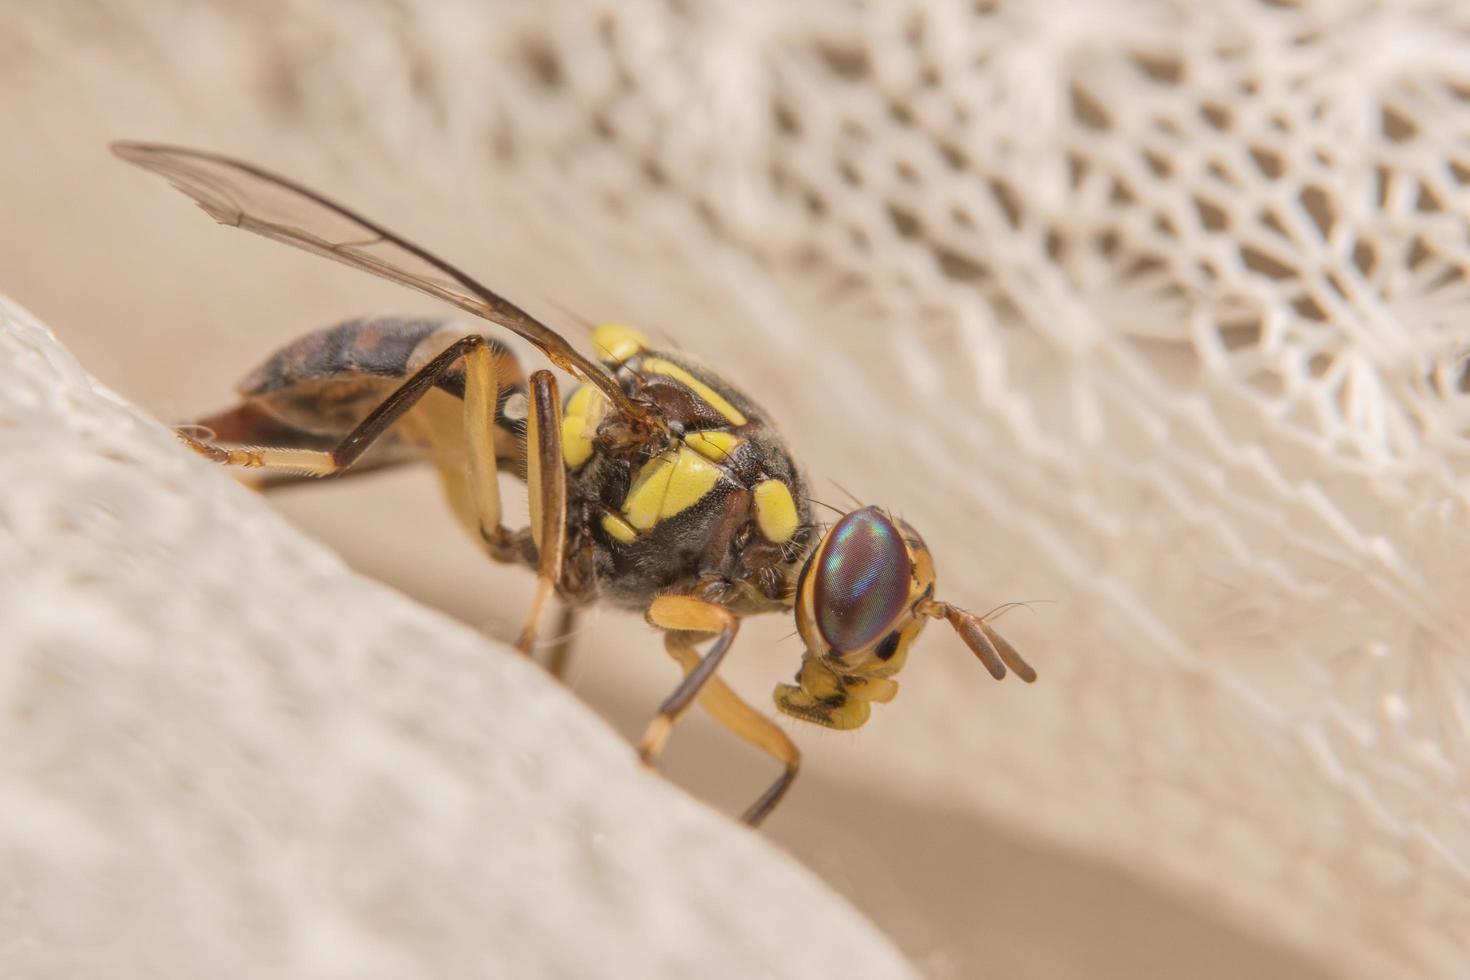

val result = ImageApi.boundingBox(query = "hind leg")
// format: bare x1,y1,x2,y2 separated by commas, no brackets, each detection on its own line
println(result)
181,333,521,562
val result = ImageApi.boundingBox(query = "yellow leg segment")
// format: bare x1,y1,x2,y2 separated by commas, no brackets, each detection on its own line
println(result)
543,604,579,680
639,595,738,760
462,335,506,550
516,370,567,656
178,334,522,563
640,594,799,826
175,434,340,475
663,635,801,826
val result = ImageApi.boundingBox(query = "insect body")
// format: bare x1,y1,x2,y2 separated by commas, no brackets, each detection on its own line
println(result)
557,327,812,615
114,142,1036,827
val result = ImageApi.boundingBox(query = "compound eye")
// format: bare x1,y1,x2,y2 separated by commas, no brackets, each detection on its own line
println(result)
814,507,913,653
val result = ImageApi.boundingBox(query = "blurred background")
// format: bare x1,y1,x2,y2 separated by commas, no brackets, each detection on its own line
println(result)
6,2,1470,977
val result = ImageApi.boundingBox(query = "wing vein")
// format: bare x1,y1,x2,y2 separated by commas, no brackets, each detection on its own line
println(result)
111,141,649,424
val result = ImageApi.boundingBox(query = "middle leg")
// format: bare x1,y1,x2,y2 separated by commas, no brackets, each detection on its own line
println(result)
543,604,580,680
516,369,567,656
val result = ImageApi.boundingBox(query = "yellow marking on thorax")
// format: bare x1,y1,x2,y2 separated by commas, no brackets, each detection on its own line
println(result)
642,358,748,426
623,445,722,530
561,383,609,469
623,454,675,530
753,479,799,543
683,430,743,462
592,323,649,365
601,512,638,544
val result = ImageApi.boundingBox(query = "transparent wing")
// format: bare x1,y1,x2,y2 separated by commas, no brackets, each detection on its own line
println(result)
111,141,647,422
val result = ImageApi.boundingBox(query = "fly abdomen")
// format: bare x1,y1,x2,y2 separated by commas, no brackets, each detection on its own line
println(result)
190,316,529,494
232,316,524,436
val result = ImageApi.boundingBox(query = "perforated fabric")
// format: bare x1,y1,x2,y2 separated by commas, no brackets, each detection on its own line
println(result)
0,296,918,980
8,1,1470,976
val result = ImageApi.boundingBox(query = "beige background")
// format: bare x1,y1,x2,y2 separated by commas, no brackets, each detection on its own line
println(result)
11,1,1457,976
2,295,928,980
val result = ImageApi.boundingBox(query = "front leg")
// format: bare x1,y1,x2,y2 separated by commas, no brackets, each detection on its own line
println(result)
639,595,740,765
639,595,801,827
658,632,801,827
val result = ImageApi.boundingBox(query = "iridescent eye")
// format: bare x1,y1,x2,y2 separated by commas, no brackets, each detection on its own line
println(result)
814,507,913,653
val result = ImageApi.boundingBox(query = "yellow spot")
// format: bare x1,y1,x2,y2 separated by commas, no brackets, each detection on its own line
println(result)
683,430,743,462
562,418,592,468
561,384,608,469
622,447,721,530
601,513,637,544
622,454,676,530
565,383,606,421
592,323,649,365
753,479,798,542
663,448,722,519
643,358,748,426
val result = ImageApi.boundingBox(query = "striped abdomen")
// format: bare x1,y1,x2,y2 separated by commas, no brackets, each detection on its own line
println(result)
194,316,527,475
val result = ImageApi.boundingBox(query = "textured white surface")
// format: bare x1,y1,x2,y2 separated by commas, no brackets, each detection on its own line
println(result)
0,297,917,979
6,1,1470,977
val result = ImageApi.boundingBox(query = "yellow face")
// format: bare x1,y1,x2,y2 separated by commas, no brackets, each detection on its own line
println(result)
774,506,1037,729
775,507,937,730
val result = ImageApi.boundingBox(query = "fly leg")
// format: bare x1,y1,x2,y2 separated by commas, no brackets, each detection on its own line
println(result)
640,595,798,826
178,334,521,562
659,631,801,827
515,370,566,656
639,596,738,764
543,605,579,680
